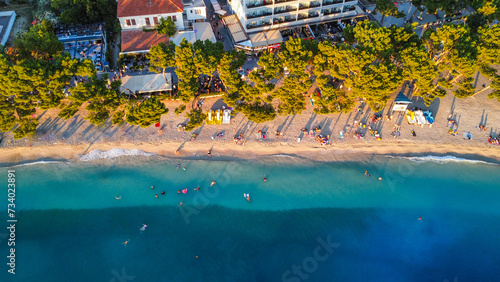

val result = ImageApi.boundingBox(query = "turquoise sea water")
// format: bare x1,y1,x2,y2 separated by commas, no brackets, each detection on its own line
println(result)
1,156,500,281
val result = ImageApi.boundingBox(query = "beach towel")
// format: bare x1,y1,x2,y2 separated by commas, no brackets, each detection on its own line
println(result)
340,131,344,139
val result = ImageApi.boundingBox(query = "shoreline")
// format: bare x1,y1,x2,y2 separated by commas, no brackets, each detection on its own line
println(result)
1,140,500,166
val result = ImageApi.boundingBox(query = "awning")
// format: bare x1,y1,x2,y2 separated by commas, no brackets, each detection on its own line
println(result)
120,73,172,94
249,29,283,47
223,14,249,43
394,92,412,104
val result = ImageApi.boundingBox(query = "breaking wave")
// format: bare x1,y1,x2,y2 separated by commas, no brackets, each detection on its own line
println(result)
79,148,157,161
393,155,497,165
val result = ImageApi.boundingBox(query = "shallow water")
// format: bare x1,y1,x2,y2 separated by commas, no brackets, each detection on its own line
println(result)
1,156,500,281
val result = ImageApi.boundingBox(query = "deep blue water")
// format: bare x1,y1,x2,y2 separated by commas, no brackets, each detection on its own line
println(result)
1,156,500,281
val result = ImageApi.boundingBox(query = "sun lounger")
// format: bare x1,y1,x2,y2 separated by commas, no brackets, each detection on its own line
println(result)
414,110,427,125
423,110,434,125
405,109,416,124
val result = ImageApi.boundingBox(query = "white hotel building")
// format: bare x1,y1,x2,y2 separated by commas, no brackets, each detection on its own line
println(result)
224,0,366,51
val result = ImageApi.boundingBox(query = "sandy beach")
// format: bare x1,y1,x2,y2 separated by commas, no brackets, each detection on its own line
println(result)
1,80,499,164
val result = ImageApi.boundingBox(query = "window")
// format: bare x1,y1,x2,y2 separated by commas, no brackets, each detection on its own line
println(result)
145,18,151,26
190,10,193,13
195,9,201,14
172,16,177,22
131,19,136,25
126,19,131,26
153,17,159,25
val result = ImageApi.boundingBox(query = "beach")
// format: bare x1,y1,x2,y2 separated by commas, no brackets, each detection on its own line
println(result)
0,82,499,164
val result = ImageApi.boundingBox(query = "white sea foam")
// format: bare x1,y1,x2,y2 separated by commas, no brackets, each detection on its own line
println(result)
79,148,157,161
393,155,497,165
11,160,65,167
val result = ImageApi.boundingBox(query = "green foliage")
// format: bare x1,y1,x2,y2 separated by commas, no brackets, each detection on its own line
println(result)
478,25,500,65
430,24,478,77
348,63,403,111
175,38,198,103
313,85,355,114
258,51,282,80
13,118,38,139
487,89,500,101
53,0,120,33
279,38,313,78
453,77,476,98
58,103,80,120
0,99,16,132
174,104,186,115
185,109,206,131
14,20,63,60
219,52,244,106
85,110,110,125
148,42,176,72
126,97,168,128
376,0,405,18
437,78,453,89
112,110,125,125
193,39,224,78
143,17,177,37
237,101,276,123
479,64,498,79
275,77,309,115
400,46,438,101
411,0,470,14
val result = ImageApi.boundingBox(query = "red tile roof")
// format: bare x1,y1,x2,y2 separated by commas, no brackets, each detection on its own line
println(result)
121,29,170,53
117,0,183,18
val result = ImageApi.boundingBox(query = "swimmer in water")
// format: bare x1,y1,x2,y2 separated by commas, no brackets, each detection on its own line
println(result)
151,185,154,189
179,201,183,207
177,163,180,170
183,167,186,171
418,217,422,221
177,190,181,194
378,177,382,181
140,224,147,231
155,194,158,198
115,196,121,200
194,186,200,191
210,181,216,187
263,175,267,182
123,240,130,246
161,191,165,195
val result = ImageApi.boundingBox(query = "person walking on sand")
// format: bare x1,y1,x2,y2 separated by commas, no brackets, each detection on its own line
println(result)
207,150,212,158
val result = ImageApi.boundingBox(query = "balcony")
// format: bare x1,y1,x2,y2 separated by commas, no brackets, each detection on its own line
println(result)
273,16,296,24
323,9,341,15
247,21,272,29
246,0,274,9
247,11,273,19
342,6,356,12
274,0,297,4
297,12,319,20
322,0,342,6
274,6,298,14
299,2,320,10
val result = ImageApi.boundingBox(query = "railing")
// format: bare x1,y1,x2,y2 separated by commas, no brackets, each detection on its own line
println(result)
247,11,273,19
322,0,342,6
323,9,341,15
274,7,298,14
247,22,272,29
299,2,320,9
246,1,273,9
275,0,297,3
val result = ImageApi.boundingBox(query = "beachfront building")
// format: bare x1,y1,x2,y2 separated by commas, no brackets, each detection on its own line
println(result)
224,0,367,52
56,24,107,71
118,0,209,54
